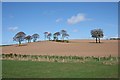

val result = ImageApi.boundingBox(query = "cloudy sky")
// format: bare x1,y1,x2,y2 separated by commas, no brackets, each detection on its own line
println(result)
2,2,118,45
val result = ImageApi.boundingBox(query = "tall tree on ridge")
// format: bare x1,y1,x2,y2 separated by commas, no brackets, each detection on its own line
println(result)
25,35,32,43
13,31,26,45
91,29,104,43
32,33,39,42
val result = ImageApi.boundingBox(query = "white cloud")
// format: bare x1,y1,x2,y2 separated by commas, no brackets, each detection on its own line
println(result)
67,13,91,25
56,18,62,23
8,27,18,32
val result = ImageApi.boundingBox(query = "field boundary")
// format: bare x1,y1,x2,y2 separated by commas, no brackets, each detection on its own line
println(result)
1,53,119,65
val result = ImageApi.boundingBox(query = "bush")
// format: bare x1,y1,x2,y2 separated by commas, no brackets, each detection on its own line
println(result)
52,40,69,43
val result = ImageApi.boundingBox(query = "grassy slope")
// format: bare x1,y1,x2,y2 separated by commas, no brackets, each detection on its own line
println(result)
2,60,118,78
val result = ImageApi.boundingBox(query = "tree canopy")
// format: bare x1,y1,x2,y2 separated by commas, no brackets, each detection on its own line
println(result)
25,35,32,43
60,30,69,41
32,34,39,42
91,29,104,43
13,31,26,45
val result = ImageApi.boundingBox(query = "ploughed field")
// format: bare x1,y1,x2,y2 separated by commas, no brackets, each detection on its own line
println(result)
2,40,118,57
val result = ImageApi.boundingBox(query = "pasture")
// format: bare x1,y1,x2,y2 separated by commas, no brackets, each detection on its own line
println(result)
2,60,118,78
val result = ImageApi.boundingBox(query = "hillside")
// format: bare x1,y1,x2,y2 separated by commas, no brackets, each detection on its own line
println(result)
2,40,118,57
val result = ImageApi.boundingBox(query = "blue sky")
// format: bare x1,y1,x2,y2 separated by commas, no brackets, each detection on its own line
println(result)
2,2,118,45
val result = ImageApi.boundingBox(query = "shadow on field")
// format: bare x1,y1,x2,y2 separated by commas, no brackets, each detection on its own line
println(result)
1,45,12,47
89,42,104,44
15,44,27,47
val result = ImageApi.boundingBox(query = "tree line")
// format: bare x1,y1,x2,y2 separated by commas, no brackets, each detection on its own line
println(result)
13,29,104,45
13,29,70,45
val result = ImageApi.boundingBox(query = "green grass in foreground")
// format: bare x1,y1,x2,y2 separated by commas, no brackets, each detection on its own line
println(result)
2,60,118,78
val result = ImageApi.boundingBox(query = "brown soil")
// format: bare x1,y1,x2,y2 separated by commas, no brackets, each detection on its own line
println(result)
2,40,119,57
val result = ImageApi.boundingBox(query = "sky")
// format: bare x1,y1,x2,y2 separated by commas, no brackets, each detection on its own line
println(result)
2,2,118,45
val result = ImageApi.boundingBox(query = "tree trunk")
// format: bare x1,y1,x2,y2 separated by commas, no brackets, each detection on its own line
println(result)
49,37,50,41
28,40,31,43
63,37,64,42
96,37,97,43
19,41,21,46
99,38,100,43
44,35,46,40
62,35,64,42
33,39,36,42
56,36,58,40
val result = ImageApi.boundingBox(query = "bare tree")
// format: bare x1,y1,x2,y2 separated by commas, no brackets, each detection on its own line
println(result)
53,32,60,41
25,35,32,43
91,29,104,43
32,34,39,42
13,31,26,45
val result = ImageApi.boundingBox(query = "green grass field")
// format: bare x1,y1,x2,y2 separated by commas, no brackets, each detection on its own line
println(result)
2,60,118,78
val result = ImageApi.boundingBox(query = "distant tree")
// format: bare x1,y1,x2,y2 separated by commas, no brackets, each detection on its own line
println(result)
53,32,60,41
60,30,67,41
64,33,69,40
25,35,32,43
44,32,48,40
91,29,104,43
13,31,26,45
47,32,52,41
60,30,69,41
32,34,39,42
63,33,69,43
